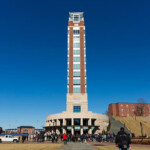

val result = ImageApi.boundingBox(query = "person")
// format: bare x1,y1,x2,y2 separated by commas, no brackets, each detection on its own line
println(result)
106,133,109,142
75,134,78,142
62,133,67,145
36,133,39,142
33,134,36,142
55,134,58,143
115,127,131,150
39,133,43,142
51,134,55,143
80,134,84,143
26,135,28,142
44,132,47,141
98,134,102,143
84,134,87,144
47,132,51,141
72,135,75,142
102,134,106,142
110,134,114,143
22,135,26,143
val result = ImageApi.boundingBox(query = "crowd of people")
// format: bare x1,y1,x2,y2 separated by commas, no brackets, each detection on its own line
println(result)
21,132,58,143
20,130,133,144
61,133,117,143
17,127,133,150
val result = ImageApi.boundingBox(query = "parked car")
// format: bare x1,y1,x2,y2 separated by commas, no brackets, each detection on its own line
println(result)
0,135,19,143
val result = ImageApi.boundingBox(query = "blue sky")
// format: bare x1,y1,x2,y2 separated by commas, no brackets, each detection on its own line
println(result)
0,0,150,129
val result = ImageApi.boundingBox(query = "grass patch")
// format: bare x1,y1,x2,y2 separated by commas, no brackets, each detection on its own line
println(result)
114,116,150,137
0,143,62,150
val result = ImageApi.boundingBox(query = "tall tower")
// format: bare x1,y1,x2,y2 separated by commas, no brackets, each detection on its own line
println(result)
67,12,88,113
45,12,109,135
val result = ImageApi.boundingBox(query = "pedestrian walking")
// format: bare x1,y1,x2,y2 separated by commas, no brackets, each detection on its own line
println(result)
51,134,55,143
115,127,131,150
55,134,58,143
84,134,87,144
22,135,26,143
80,134,84,143
63,133,67,145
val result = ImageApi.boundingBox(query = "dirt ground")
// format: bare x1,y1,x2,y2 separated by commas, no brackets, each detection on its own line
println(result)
0,143,62,150
0,142,150,150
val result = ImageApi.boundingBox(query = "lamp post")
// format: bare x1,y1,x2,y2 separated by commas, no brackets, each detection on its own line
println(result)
140,122,143,137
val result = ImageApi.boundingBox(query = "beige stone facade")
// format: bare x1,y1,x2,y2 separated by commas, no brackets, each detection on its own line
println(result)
66,93,88,113
45,12,109,134
46,111,108,135
46,93,108,135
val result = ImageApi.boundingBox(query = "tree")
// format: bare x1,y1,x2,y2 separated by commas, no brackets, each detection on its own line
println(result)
0,127,3,134
105,110,109,116
135,98,149,116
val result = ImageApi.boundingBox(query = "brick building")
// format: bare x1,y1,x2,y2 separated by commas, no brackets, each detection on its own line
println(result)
17,126,35,134
108,103,150,117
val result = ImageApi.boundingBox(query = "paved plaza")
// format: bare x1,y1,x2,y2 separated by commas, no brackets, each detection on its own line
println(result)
57,142,97,150
57,142,150,150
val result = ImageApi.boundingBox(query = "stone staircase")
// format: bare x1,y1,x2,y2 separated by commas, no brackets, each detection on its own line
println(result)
108,116,131,134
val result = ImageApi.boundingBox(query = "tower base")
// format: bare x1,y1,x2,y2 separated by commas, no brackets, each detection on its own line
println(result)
45,111,109,135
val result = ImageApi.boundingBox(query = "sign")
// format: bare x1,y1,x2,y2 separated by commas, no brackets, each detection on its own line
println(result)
74,126,80,130
91,126,95,130
67,126,72,130
83,126,88,130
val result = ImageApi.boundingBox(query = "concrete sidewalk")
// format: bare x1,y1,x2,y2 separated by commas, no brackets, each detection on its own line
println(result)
57,142,97,150
90,141,150,148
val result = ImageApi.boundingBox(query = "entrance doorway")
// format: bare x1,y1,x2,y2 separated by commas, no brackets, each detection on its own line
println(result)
74,130,80,135
83,129,88,134
67,129,71,134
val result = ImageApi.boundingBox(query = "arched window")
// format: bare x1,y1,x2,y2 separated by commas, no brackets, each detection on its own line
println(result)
23,129,28,133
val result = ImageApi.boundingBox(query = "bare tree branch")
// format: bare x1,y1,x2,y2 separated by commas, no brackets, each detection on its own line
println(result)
135,98,149,116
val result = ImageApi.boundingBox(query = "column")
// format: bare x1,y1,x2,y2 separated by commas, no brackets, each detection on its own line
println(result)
80,27,85,93
63,119,66,134
80,118,83,135
56,129,60,135
54,120,56,126
63,128,66,134
88,118,91,134
57,119,60,126
71,118,74,135
50,120,52,126
88,128,92,134
69,27,73,93
88,118,91,126
71,127,74,135
81,118,83,126
80,128,83,135
52,119,54,126
71,118,74,126
51,129,54,134
63,118,66,126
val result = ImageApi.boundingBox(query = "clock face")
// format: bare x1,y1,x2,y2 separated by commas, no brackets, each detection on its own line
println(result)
73,99,81,103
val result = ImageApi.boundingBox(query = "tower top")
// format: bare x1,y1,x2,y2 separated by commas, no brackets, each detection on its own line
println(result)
69,12,84,22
